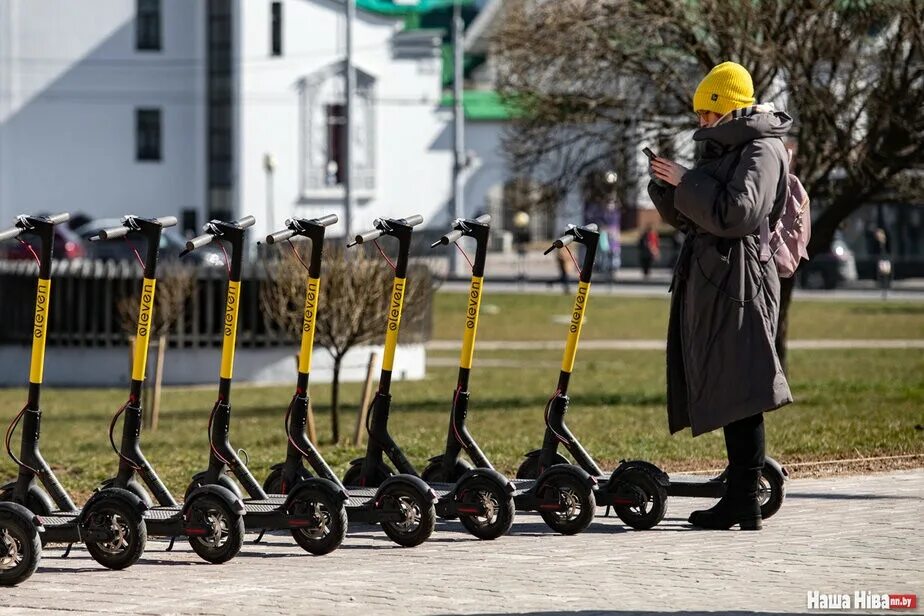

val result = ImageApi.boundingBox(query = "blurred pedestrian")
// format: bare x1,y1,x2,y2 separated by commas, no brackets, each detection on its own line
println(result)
647,61,793,531
637,225,661,278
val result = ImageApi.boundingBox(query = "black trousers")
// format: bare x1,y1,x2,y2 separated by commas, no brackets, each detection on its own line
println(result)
723,412,765,471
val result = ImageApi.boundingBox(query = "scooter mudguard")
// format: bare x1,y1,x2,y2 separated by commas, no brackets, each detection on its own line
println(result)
0,502,44,535
188,470,243,500
453,467,516,496
375,475,438,506
609,460,670,489
96,477,154,508
184,484,246,517
765,456,788,481
535,464,597,490
284,477,348,509
0,481,55,516
79,486,148,526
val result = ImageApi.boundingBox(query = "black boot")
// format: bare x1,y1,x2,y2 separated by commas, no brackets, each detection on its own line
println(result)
688,413,765,530
688,466,762,530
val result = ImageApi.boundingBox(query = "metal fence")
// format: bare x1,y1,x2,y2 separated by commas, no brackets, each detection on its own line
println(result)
0,259,433,349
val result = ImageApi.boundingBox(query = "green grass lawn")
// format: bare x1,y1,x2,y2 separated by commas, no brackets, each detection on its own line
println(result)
432,292,924,341
0,295,921,501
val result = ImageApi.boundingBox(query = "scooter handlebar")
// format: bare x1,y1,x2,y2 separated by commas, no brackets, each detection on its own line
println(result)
314,214,338,227
156,216,178,229
93,225,130,241
0,226,22,242
234,215,255,229
544,234,575,255
474,214,491,225
266,229,296,245
46,212,70,225
348,229,384,247
183,233,214,254
400,214,423,227
431,229,463,248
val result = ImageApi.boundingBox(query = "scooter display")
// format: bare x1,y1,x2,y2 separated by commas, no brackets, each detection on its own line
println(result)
261,215,438,547
91,215,247,563
516,223,786,527
421,216,599,535
182,215,349,555
0,213,149,570
341,215,516,540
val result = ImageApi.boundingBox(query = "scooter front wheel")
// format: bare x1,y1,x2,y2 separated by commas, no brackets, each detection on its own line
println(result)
456,477,515,540
378,484,435,547
186,494,245,564
515,453,570,480
612,467,667,530
538,474,596,535
758,465,785,520
288,487,348,556
84,496,147,570
0,513,41,586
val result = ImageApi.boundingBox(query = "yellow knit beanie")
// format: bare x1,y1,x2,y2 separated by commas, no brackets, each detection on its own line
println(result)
693,61,755,116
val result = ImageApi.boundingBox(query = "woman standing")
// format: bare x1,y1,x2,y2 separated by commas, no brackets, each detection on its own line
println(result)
648,61,793,530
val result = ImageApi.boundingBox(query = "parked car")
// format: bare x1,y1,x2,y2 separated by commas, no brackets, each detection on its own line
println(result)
2,223,86,260
799,232,858,289
74,218,225,267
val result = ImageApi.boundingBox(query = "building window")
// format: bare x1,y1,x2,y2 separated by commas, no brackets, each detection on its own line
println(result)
270,2,283,57
136,0,162,51
136,108,162,161
300,62,376,194
325,104,345,185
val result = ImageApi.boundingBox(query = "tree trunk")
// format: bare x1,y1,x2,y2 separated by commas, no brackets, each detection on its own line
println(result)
775,275,795,374
330,356,342,444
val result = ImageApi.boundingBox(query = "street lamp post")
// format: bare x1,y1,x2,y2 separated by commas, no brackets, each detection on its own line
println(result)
263,153,276,233
450,0,465,277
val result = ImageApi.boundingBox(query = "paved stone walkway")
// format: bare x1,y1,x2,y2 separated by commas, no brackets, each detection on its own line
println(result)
2,470,921,615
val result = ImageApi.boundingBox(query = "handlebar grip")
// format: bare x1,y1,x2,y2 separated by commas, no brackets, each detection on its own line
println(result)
234,215,255,229
266,229,296,245
0,227,22,242
584,223,599,232
314,214,338,227
474,214,491,224
431,229,464,248
349,229,383,247
156,216,178,228
96,226,130,241
544,234,575,255
184,233,214,252
400,214,423,227
46,212,70,225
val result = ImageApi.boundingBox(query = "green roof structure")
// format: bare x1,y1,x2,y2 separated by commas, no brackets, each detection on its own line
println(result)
439,89,518,121
356,0,472,16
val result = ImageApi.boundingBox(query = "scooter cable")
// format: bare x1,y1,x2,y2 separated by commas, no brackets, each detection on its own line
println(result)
372,239,396,271
454,243,474,271
15,238,41,268
564,246,582,278
286,239,310,272
5,405,42,475
207,399,232,466
450,384,466,446
284,394,315,460
108,401,144,472
544,388,570,446
217,240,231,278
124,237,146,270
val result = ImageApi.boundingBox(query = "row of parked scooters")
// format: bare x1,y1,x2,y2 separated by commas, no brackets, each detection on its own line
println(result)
0,212,787,586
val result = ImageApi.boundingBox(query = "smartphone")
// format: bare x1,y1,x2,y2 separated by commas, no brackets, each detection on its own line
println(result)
642,147,658,160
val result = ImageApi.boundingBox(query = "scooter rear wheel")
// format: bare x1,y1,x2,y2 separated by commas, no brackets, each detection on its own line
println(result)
288,487,348,556
612,467,667,530
0,514,40,586
378,484,435,547
538,474,596,535
84,496,147,570
186,494,245,564
457,477,515,540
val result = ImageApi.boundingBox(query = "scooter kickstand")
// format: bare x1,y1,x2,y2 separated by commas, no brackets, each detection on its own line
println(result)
254,529,266,544
604,505,611,517
61,543,73,558
166,536,176,552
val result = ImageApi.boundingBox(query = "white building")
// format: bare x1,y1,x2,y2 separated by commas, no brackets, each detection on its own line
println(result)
0,0,457,241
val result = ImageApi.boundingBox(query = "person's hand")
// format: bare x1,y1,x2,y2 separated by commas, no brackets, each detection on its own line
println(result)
650,158,690,187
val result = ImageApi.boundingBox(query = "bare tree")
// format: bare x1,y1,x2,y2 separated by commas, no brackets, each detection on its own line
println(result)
261,245,435,443
495,0,924,361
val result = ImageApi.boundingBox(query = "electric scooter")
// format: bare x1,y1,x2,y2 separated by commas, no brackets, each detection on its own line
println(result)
0,213,149,570
261,215,438,547
90,215,247,563
420,216,600,535
516,223,786,526
182,215,349,555
340,215,517,540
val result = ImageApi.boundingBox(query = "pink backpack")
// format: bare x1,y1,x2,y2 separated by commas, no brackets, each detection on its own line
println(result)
760,172,811,278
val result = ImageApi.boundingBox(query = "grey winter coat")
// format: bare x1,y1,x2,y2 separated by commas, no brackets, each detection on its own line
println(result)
648,106,794,436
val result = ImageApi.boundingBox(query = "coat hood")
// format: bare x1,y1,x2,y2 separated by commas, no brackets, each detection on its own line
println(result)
693,104,793,149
